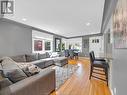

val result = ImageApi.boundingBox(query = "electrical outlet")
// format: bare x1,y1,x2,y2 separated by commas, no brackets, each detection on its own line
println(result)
114,88,116,95
111,88,117,95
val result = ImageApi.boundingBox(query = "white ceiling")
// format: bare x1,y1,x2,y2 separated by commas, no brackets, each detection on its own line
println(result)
4,0,105,37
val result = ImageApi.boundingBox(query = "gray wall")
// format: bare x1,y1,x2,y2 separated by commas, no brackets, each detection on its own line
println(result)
103,0,127,95
112,49,127,95
111,1,127,94
0,20,32,57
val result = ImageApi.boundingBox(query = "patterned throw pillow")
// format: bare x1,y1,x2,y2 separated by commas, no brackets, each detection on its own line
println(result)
50,52,59,58
16,63,40,77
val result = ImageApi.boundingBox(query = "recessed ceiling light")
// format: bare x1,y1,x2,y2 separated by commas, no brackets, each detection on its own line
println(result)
22,18,27,21
86,22,90,26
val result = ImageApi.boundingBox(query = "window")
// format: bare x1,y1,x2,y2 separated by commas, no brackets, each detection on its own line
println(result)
55,38,61,52
92,39,99,43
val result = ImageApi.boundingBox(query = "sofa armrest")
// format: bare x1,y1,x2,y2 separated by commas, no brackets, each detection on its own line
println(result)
8,69,55,95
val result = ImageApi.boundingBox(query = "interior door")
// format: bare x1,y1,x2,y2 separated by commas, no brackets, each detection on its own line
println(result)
82,38,89,57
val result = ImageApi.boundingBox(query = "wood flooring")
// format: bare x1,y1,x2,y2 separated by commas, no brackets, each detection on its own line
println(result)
51,57,111,95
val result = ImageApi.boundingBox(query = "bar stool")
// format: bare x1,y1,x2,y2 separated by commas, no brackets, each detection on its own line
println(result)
89,51,109,86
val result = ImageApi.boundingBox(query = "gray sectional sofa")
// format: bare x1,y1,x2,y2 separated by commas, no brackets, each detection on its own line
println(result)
11,53,68,68
0,53,68,95
0,70,55,95
0,57,55,95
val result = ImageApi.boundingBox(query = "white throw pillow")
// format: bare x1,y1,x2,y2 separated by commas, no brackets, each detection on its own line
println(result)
50,52,59,58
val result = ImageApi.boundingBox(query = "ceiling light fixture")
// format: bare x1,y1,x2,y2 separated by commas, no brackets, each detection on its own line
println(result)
86,22,90,26
22,18,27,21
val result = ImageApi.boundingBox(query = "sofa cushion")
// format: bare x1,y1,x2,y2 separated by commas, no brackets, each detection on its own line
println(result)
25,53,38,62
58,52,65,57
0,78,12,89
0,61,2,69
11,55,26,62
0,57,21,69
53,57,68,67
0,57,28,83
45,60,54,67
46,52,50,58
3,69,27,83
38,53,47,59
30,58,54,69
44,59,54,67
53,56,67,61
31,60,46,69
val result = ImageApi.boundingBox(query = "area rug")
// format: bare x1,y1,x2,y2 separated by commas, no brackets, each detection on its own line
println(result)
52,64,79,90
42,64,79,90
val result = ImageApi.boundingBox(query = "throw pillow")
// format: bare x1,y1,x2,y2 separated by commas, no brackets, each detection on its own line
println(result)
50,52,59,58
22,66,40,76
22,67,32,77
28,65,40,75
25,53,38,62
38,53,47,59
0,57,22,70
46,52,50,58
16,63,40,76
3,69,27,83
0,78,12,89
11,55,26,62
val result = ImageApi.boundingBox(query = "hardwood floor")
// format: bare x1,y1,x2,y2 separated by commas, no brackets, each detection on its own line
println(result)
51,57,111,95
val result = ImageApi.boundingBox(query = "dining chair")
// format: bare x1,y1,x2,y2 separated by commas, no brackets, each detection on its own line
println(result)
91,51,106,61
64,50,70,58
69,50,74,59
89,51,109,86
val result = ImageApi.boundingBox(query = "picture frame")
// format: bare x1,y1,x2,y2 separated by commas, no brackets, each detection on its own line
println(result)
61,43,65,51
113,0,127,48
55,38,61,52
45,41,51,51
34,40,43,51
